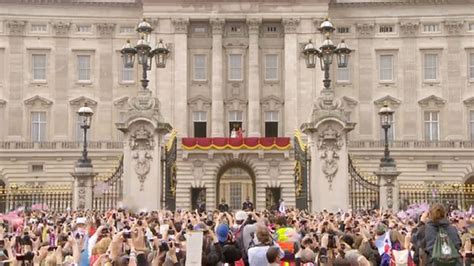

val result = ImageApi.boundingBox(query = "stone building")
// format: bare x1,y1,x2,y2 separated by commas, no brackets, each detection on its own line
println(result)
0,0,474,211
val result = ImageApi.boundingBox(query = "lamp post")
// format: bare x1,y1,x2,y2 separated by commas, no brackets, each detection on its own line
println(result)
120,19,170,91
378,103,395,168
77,103,94,168
302,18,351,93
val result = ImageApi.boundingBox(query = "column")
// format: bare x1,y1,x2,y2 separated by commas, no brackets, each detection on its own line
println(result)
211,18,225,137
247,18,261,137
71,168,96,210
375,168,401,211
172,19,189,136
282,18,300,136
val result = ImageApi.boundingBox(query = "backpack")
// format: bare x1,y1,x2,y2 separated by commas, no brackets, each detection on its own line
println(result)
432,227,460,265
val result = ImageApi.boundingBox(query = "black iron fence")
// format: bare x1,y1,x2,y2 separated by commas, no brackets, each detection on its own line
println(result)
348,155,380,210
92,155,124,211
399,183,474,211
0,184,73,212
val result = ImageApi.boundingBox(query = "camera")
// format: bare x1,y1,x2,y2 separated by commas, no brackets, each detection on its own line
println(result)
159,241,169,252
327,234,337,249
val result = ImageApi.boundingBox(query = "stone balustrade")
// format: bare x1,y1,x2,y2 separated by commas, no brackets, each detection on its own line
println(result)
348,140,474,149
0,141,124,150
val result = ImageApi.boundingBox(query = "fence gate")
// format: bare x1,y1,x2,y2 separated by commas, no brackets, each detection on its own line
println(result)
93,156,124,211
348,155,380,210
164,131,177,211
294,131,309,210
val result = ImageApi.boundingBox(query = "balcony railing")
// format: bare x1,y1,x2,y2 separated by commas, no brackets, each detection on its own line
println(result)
348,140,474,149
0,141,124,150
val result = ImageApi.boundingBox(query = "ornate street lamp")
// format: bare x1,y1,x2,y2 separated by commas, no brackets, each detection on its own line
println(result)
378,103,395,168
120,19,170,91
77,103,94,168
302,18,351,91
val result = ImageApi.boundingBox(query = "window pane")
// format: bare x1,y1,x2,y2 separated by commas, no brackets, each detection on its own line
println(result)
194,122,207,138
122,65,133,81
193,111,206,122
229,111,243,122
265,54,278,80
32,54,46,80
265,122,278,137
379,55,393,81
229,54,242,80
337,65,350,81
31,112,46,142
424,54,437,80
77,55,91,81
265,111,278,122
75,114,84,141
470,110,474,140
193,55,206,80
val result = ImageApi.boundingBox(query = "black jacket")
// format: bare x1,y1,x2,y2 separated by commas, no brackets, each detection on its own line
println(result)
424,218,462,266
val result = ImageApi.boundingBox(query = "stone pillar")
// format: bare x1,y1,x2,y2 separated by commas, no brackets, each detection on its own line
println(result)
375,167,401,211
71,165,96,210
171,19,189,137
116,90,172,211
303,114,355,212
283,18,300,136
211,18,225,137
247,18,261,137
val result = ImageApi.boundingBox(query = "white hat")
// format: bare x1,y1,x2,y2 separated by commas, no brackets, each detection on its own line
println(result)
235,210,247,221
76,217,87,224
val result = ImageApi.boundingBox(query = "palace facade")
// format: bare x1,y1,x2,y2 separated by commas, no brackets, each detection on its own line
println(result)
0,0,474,210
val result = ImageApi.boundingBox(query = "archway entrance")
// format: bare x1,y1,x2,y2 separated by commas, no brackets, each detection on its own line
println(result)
216,162,255,210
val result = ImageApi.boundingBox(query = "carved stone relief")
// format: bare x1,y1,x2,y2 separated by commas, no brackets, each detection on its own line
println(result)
96,23,116,37
192,159,204,180
282,18,300,34
130,125,155,190
52,21,71,36
6,20,26,35
444,21,464,34
356,23,375,37
317,125,344,189
268,160,280,178
400,22,419,36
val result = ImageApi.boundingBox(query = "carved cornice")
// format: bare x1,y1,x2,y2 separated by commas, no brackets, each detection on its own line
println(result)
224,96,247,109
374,95,402,108
418,94,446,108
51,21,71,36
330,0,452,7
342,96,358,109
261,95,284,110
172,18,189,34
113,96,129,108
69,96,97,107
356,23,375,37
463,96,474,107
96,23,116,37
246,18,261,35
6,20,26,35
188,95,212,109
210,18,225,35
0,0,140,7
400,21,419,36
24,95,53,107
444,21,464,34
282,18,300,34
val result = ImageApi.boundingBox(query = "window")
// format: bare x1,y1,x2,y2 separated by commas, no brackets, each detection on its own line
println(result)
229,54,243,81
424,111,439,141
193,26,207,33
264,54,278,81
230,26,241,32
337,27,350,34
193,54,207,81
423,24,439,33
75,114,84,142
228,110,243,136
229,183,242,210
32,54,47,81
119,26,134,33
379,55,394,81
77,55,91,81
266,26,277,32
427,163,439,172
469,52,474,80
32,164,44,172
77,25,91,33
31,112,46,142
424,54,438,81
470,111,474,140
31,24,47,33
265,111,278,137
380,114,394,141
337,64,350,82
193,111,207,138
122,63,134,82
379,25,394,33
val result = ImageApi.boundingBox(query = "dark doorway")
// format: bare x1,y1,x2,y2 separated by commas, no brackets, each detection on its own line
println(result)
265,187,281,211
191,187,206,210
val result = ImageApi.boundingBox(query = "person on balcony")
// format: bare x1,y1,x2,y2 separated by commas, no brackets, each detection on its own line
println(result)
242,197,254,211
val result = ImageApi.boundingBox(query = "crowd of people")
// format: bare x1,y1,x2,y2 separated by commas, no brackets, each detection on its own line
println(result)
0,201,471,266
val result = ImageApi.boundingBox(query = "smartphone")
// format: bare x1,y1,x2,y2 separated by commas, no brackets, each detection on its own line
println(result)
48,246,58,251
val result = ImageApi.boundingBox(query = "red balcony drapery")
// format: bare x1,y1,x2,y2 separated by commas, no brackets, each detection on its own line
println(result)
181,137,291,150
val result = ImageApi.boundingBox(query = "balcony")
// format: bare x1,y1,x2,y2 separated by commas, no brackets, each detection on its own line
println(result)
181,137,291,150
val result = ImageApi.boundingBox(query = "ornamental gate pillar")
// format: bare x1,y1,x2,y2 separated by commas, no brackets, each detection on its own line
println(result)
116,90,172,211
301,93,355,212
